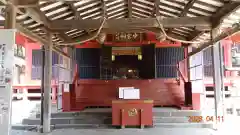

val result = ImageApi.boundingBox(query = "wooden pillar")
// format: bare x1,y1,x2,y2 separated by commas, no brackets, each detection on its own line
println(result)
4,4,16,29
211,28,224,125
43,32,53,133
68,47,75,82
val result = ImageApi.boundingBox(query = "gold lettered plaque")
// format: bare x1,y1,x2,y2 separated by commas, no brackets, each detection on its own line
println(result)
128,108,138,116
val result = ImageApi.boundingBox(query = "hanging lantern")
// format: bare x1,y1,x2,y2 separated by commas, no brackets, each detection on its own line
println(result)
138,55,142,60
112,55,115,61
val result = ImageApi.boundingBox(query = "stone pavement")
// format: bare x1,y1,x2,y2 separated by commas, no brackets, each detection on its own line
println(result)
11,116,240,135
12,128,216,135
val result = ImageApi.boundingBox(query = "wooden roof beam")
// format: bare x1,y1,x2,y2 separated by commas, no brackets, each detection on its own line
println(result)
128,0,132,18
179,0,197,17
25,7,50,27
101,0,106,18
189,2,240,42
152,0,160,17
188,2,240,54
189,23,240,57
7,0,39,8
212,1,240,28
0,0,70,57
25,6,72,42
17,23,70,58
187,30,205,41
49,16,212,30
168,0,197,33
65,1,81,20
168,0,197,34
155,0,160,17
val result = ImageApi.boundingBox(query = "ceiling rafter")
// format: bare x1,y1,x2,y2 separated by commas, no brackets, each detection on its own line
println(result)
128,0,132,18
2,0,71,47
168,0,197,36
39,1,55,8
79,3,102,19
9,0,38,8
154,0,160,17
42,3,66,14
180,0,198,17
1,0,240,50
17,23,69,58
75,0,100,12
101,0,106,18
65,2,80,20
189,1,240,42
132,2,152,14
49,16,212,30
27,6,71,42
212,1,240,28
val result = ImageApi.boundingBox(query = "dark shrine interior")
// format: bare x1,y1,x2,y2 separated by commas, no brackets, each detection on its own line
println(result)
112,55,140,79
111,45,156,80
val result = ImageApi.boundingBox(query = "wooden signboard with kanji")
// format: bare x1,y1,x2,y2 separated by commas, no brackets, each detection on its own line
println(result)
107,33,145,42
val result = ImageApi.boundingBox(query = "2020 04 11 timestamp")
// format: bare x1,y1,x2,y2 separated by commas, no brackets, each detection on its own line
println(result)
188,116,224,123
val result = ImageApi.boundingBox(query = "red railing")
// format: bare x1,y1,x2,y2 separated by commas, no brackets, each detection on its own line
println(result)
73,64,79,84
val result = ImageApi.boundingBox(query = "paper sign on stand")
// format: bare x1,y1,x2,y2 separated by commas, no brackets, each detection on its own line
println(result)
64,83,69,92
119,87,134,99
118,87,140,99
123,89,140,99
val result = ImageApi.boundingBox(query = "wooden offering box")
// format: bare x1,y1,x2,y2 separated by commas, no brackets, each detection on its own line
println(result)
112,99,153,128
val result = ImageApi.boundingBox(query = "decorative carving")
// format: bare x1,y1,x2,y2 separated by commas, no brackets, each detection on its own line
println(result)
128,108,138,116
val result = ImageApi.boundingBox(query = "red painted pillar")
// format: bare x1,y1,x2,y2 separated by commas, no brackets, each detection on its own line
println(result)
70,83,77,111
192,93,201,110
184,47,189,81
62,84,71,112
222,40,232,77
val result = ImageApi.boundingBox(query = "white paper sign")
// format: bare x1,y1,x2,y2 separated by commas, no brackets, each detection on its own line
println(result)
64,83,69,92
58,83,63,95
123,89,140,99
119,87,133,98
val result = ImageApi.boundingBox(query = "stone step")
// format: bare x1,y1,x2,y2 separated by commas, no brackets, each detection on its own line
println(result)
35,111,112,118
35,110,207,118
153,111,204,117
23,115,211,125
12,124,112,131
153,117,189,123
22,117,112,125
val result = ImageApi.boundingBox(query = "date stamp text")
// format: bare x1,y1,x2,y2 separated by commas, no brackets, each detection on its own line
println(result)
188,116,224,123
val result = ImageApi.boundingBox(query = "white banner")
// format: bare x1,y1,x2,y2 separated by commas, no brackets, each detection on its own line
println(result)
189,51,205,94
0,29,15,135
